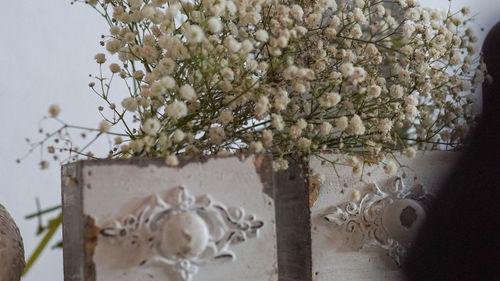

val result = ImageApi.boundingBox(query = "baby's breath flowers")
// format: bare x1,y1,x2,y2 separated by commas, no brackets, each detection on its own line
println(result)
30,0,485,173
48,105,60,118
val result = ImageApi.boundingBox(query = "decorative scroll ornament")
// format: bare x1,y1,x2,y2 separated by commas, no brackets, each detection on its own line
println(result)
99,186,264,281
322,177,432,265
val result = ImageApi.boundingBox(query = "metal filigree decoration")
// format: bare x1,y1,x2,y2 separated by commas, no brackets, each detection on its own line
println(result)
322,177,432,265
99,186,264,281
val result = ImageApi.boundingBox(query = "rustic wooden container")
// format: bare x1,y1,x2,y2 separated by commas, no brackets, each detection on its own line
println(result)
61,155,285,281
62,152,460,281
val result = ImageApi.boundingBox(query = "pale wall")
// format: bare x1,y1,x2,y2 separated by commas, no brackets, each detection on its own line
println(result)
0,1,498,280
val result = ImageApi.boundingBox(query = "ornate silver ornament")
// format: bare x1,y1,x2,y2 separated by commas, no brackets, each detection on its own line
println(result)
99,186,264,281
322,177,431,264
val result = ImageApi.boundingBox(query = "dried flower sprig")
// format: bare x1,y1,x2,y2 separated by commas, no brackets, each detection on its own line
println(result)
25,0,485,172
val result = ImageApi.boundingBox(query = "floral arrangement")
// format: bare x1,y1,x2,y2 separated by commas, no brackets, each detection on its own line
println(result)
20,0,486,274
22,0,485,175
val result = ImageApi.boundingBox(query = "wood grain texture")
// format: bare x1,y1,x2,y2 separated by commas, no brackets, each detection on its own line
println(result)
62,162,86,281
274,161,312,281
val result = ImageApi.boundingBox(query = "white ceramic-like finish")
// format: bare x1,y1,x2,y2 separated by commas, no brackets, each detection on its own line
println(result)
310,151,461,281
82,156,277,281
382,199,426,245
158,212,210,259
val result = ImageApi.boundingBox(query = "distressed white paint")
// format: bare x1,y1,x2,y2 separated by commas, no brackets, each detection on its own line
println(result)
310,151,461,281
81,156,277,281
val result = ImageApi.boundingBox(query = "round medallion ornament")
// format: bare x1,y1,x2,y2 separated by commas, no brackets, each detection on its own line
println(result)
382,199,426,245
158,212,210,259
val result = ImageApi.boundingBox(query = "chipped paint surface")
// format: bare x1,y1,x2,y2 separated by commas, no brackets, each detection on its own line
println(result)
64,155,277,281
310,151,461,281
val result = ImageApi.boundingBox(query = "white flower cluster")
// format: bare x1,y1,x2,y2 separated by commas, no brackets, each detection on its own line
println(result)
35,0,485,170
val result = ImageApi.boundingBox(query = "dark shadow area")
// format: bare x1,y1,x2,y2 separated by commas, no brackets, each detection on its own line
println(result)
404,21,500,280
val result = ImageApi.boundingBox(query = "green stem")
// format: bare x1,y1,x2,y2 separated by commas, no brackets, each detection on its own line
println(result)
23,212,62,277
24,205,61,220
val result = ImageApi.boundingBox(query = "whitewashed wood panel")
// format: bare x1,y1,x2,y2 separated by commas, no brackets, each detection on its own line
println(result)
62,155,277,281
310,151,461,281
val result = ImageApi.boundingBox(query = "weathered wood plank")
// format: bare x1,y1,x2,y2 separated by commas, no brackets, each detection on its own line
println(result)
61,162,85,281
274,161,312,281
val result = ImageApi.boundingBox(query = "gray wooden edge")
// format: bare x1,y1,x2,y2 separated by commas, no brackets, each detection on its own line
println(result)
61,162,85,281
274,161,312,281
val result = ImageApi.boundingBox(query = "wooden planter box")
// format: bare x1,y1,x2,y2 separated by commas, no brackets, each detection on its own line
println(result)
62,152,460,281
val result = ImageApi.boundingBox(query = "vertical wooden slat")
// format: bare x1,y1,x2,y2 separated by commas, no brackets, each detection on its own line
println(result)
62,162,85,281
274,161,312,281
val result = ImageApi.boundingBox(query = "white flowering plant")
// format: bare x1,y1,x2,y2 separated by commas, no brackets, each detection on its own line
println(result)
20,0,487,273
24,0,485,172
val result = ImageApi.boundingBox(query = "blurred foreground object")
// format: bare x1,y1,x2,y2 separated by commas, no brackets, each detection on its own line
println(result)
0,204,25,281
404,21,500,280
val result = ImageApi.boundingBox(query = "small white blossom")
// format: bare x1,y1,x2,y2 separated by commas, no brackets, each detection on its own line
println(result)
404,147,417,158
184,25,205,43
290,5,304,21
221,67,234,81
272,114,285,131
109,63,121,73
461,7,470,16
349,24,362,38
297,137,311,151
173,129,185,143
351,67,367,84
404,95,418,106
142,118,161,136
255,96,269,119
340,63,354,77
219,110,233,124
240,39,254,53
289,125,302,139
94,53,106,64
402,23,416,38
99,120,110,132
319,92,341,107
209,126,225,144
320,122,333,135
335,116,349,131
348,114,365,135
224,36,241,52
165,154,179,166
165,101,188,119
250,141,265,153
129,139,144,153
390,85,405,99
377,118,393,134
179,84,197,101
296,119,307,130
207,17,222,33
160,76,176,89
40,160,49,170
376,5,385,17
368,85,381,98
49,104,60,118
405,104,419,117
255,30,269,42
262,129,273,146
273,158,289,171
133,70,144,80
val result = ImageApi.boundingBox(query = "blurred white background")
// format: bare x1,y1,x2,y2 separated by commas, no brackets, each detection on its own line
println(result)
0,0,498,280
